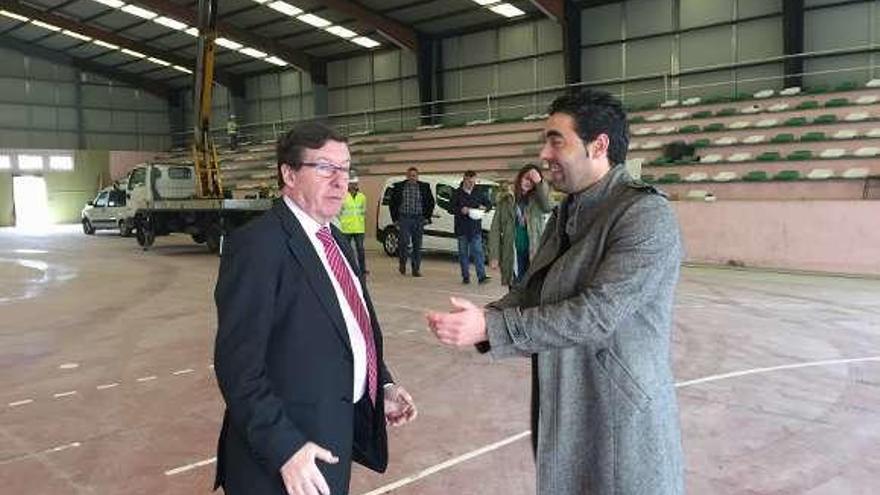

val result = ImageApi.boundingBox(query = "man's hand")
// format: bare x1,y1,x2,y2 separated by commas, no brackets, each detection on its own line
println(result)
489,259,499,270
527,168,543,184
461,206,470,215
384,384,417,427
426,297,488,347
280,442,339,495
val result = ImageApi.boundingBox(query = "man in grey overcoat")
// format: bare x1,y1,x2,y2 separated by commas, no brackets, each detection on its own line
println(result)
427,89,685,495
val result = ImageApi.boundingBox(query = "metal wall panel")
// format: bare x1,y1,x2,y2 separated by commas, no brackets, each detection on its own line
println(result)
499,22,535,60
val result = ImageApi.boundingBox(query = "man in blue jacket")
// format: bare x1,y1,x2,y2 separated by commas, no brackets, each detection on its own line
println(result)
450,170,492,284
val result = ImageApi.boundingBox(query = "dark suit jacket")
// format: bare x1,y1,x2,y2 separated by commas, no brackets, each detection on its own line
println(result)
213,200,393,495
389,180,435,222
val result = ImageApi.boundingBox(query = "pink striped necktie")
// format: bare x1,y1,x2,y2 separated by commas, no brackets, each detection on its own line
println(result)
315,226,378,404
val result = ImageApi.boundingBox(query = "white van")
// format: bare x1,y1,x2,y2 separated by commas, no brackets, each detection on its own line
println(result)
375,174,499,257
81,185,135,236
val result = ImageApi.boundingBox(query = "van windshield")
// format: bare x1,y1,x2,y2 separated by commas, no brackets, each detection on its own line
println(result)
474,184,498,207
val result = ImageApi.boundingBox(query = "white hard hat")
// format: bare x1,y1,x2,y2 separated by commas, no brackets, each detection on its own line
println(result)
348,176,359,184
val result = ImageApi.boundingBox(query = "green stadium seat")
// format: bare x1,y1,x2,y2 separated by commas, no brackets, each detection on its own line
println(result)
813,114,838,124
834,81,858,92
757,151,782,162
742,170,769,181
805,86,829,95
773,170,801,181
771,133,795,143
629,115,646,124
795,100,819,110
715,107,738,117
679,124,701,133
703,122,725,132
800,131,826,142
784,117,808,126
691,138,711,148
704,95,731,105
824,98,849,108
786,150,813,161
658,173,682,183
641,174,656,183
692,110,713,119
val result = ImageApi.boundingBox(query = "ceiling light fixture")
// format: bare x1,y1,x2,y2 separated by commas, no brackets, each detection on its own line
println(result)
92,0,125,7
154,16,188,31
239,47,268,58
268,1,302,17
62,30,93,41
351,36,380,48
121,5,158,20
92,39,119,49
30,20,62,32
297,13,331,28
120,48,146,58
488,3,525,17
0,10,29,22
264,56,288,66
325,25,356,39
216,37,243,50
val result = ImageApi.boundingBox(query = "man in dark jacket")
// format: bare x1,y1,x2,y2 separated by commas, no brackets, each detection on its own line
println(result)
450,170,492,284
389,167,435,276
214,122,417,495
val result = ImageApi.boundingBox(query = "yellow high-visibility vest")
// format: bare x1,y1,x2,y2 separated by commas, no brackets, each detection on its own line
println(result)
339,192,366,234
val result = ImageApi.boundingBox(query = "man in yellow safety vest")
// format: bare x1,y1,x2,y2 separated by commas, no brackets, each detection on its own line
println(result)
338,176,368,275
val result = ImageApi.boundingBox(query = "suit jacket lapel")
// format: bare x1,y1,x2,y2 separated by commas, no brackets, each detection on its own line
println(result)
273,202,353,354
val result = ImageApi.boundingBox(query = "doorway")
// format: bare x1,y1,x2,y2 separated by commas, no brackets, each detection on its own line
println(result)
12,175,50,230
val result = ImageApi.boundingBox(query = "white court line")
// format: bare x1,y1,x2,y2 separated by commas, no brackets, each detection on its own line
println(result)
172,369,194,376
0,442,82,465
159,356,880,487
59,363,79,370
357,355,880,495
674,356,880,388
8,399,33,407
96,383,119,390
46,442,81,453
136,376,158,382
164,457,216,476
360,431,531,495
53,391,77,398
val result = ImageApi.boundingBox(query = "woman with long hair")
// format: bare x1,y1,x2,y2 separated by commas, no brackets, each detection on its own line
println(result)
488,164,553,287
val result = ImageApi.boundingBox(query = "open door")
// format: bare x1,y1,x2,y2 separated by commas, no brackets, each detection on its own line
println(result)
13,176,50,230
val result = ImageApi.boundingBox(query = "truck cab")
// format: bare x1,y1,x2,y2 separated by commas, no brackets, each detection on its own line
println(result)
125,163,198,208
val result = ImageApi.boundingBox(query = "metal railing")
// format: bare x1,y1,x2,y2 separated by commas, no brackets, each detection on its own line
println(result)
168,46,879,150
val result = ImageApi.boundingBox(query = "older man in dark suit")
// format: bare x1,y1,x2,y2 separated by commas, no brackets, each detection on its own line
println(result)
214,122,417,495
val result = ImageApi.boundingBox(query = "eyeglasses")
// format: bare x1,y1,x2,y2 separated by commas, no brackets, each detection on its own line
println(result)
297,161,351,179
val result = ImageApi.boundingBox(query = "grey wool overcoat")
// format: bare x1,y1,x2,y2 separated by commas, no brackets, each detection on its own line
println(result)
484,164,686,495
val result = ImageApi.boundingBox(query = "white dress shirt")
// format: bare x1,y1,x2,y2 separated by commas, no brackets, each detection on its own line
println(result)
284,196,368,403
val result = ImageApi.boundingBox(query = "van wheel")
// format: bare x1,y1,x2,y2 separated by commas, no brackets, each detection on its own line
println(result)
82,219,95,235
205,226,222,254
382,228,399,257
136,216,155,250
118,220,133,237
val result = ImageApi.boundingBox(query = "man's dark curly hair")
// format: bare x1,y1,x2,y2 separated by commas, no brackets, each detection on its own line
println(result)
547,89,630,165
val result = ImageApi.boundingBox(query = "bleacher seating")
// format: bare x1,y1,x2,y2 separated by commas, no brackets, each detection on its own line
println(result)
158,78,878,202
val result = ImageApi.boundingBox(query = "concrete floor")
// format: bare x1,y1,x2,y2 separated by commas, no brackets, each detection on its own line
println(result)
1,226,879,494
